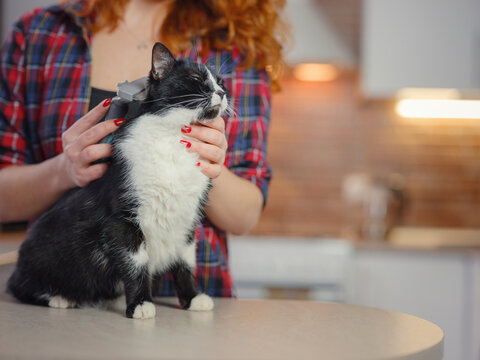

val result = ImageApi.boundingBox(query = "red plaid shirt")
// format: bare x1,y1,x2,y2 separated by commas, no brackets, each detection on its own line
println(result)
0,1,272,297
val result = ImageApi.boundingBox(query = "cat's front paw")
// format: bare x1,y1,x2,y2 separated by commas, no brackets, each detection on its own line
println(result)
48,295,75,309
127,301,156,319
188,294,214,311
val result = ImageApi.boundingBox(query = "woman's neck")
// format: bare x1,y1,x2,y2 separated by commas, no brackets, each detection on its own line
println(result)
89,0,172,91
122,0,171,37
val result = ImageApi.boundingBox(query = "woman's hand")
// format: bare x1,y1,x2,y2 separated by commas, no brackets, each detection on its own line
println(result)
181,117,228,179
59,99,124,188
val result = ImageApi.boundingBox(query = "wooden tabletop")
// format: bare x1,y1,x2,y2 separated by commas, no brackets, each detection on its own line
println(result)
0,231,24,265
0,263,444,360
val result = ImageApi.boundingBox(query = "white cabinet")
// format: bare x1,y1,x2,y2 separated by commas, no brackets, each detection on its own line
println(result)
352,248,480,360
228,237,354,302
361,0,480,98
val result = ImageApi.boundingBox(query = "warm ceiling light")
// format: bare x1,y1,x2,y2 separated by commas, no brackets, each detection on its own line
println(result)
395,99,480,119
293,63,339,82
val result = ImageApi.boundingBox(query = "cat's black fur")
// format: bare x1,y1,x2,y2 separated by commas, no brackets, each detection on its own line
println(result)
6,43,226,318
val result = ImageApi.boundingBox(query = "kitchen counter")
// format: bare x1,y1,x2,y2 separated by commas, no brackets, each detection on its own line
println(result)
3,228,480,263
0,231,23,265
0,264,444,359
355,227,480,254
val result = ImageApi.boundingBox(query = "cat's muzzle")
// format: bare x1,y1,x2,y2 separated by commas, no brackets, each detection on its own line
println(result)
199,105,221,121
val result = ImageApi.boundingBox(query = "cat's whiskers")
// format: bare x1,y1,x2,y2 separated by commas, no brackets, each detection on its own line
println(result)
205,58,229,76
217,59,230,75
224,105,237,118
154,97,206,107
160,96,208,105
142,94,206,104
152,98,208,115
223,98,238,118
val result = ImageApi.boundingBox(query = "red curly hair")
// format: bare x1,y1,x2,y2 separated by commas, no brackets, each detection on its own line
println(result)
71,0,287,89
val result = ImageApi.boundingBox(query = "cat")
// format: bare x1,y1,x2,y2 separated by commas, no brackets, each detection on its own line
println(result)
6,42,228,319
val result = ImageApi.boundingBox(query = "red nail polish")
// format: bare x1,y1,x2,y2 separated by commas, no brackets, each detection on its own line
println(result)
114,118,125,126
103,98,111,107
196,162,201,166
180,140,191,148
181,126,192,134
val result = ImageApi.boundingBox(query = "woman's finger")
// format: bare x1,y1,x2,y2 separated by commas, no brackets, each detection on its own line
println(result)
83,163,109,183
62,99,111,144
197,159,222,179
79,143,114,165
198,116,225,132
187,123,227,149
70,119,123,154
184,140,224,165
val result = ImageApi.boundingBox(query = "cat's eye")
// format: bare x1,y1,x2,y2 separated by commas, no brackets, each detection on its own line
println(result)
190,74,203,82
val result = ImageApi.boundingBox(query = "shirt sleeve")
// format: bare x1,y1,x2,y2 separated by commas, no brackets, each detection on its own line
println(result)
0,17,29,169
224,59,273,206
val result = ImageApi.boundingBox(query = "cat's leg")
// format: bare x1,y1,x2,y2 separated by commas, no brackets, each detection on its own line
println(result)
172,239,214,311
122,266,156,319
105,219,155,319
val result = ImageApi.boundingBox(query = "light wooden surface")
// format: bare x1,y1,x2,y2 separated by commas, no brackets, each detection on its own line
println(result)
0,263,444,360
0,231,22,265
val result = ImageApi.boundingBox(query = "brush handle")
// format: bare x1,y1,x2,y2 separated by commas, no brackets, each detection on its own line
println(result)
98,97,130,145
92,97,130,164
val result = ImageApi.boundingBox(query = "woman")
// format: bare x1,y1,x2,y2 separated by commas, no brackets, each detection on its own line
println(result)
0,0,286,297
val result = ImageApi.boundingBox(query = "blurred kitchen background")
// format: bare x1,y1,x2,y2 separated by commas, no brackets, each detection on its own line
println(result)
2,0,480,359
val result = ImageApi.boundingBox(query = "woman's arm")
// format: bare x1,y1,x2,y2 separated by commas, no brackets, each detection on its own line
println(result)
0,18,119,222
0,155,71,222
0,101,122,223
206,165,263,235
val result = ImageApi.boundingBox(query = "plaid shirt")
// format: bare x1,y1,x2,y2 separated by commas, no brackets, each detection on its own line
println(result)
0,2,272,298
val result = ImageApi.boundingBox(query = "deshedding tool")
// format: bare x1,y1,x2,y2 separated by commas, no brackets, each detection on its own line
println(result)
92,77,148,164
99,76,148,145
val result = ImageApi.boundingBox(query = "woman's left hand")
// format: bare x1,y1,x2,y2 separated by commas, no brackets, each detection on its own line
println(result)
181,116,228,179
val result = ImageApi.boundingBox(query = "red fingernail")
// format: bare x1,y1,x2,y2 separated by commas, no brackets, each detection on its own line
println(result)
180,140,191,148
196,162,201,166
181,126,192,134
103,98,111,107
114,118,125,126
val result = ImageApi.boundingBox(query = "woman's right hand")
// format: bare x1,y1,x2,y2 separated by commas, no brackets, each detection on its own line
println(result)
59,99,124,188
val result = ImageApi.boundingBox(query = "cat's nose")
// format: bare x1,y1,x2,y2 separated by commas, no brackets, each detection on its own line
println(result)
215,90,225,99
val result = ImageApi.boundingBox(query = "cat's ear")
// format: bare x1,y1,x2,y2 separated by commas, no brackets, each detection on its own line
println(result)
151,42,176,81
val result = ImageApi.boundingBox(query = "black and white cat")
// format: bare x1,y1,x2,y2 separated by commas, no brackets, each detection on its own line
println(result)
7,42,228,319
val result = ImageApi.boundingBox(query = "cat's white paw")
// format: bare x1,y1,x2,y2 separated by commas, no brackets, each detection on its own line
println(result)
48,295,75,309
132,301,156,319
188,294,214,311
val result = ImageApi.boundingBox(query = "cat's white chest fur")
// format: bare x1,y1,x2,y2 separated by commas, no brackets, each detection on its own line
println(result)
119,109,210,274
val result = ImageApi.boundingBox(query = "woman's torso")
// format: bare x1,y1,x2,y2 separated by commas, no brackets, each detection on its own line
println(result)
2,2,271,298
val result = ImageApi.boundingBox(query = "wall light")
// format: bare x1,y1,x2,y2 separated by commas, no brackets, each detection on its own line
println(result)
395,99,480,119
293,63,339,82
396,88,461,100
394,88,480,119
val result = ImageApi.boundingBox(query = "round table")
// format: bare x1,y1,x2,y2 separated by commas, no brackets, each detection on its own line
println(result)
0,263,443,360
